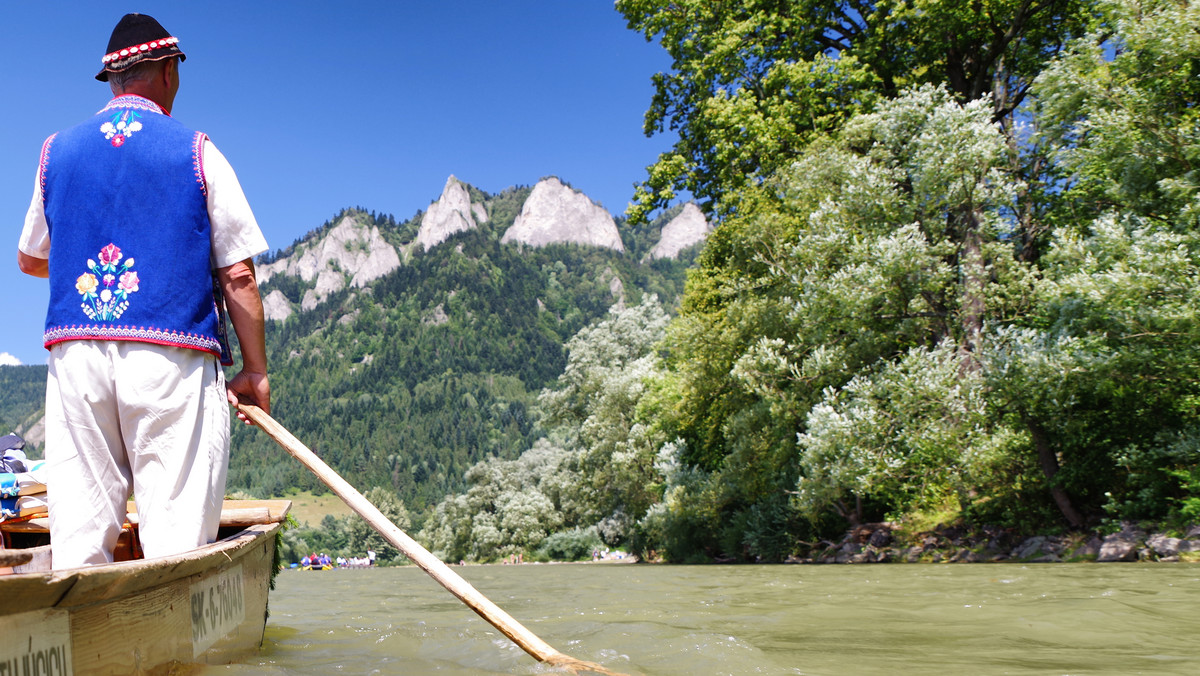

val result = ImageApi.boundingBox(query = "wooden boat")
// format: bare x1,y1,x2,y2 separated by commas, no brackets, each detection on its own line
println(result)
0,499,290,675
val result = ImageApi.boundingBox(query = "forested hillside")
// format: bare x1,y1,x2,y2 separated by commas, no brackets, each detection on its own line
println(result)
0,365,47,453
228,185,697,514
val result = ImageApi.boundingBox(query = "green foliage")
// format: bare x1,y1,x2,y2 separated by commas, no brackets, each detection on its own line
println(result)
539,296,674,527
987,213,1200,524
1036,0,1200,227
1105,431,1200,525
422,297,683,561
652,85,1039,555
629,440,721,561
798,342,1025,526
585,0,1200,562
347,486,410,564
536,526,603,562
616,0,1095,221
419,439,577,562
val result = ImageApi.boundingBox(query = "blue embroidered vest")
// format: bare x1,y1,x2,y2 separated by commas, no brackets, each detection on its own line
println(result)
40,95,230,363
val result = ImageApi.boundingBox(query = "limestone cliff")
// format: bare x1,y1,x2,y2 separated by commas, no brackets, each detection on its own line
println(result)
416,175,486,251
500,177,624,252
257,211,401,317
261,289,294,322
647,203,710,260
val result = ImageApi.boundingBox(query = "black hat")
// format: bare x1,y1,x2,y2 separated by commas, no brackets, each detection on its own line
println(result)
96,14,186,82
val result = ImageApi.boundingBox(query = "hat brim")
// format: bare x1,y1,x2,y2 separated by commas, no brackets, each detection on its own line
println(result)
96,49,185,82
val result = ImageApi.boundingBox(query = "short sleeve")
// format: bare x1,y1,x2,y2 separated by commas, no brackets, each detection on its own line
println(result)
18,166,50,259
203,139,268,269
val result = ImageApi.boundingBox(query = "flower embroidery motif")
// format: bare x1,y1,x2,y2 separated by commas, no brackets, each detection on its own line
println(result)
99,111,143,147
99,243,121,266
119,270,139,292
78,243,139,320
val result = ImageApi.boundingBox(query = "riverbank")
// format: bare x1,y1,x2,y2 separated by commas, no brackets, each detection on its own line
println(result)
789,521,1200,564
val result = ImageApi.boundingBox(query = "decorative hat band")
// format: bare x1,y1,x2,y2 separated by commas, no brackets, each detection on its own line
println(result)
102,37,180,65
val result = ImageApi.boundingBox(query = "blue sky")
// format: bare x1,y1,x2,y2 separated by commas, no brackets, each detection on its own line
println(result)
1,2,675,366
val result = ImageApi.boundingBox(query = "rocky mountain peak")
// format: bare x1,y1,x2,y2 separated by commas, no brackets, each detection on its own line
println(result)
257,211,401,319
647,203,711,261
500,177,624,252
417,175,486,251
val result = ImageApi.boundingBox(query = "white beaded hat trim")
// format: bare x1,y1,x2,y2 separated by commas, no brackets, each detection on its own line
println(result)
101,37,180,64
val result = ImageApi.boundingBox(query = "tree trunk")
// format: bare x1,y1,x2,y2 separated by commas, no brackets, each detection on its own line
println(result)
958,208,986,373
1024,415,1085,528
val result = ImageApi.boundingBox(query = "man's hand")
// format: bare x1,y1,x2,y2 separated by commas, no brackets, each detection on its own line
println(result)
227,370,269,425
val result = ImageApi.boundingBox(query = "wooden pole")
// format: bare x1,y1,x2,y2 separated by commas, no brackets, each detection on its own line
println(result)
238,403,629,676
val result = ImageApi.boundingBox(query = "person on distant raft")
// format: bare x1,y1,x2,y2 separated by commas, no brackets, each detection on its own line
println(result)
16,13,270,569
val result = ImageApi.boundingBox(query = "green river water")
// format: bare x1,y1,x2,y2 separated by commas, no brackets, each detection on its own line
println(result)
211,562,1199,675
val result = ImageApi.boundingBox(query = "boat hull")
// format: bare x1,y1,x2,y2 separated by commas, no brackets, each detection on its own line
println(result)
0,501,288,675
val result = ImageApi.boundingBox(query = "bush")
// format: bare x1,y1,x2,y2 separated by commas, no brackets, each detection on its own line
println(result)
536,526,602,561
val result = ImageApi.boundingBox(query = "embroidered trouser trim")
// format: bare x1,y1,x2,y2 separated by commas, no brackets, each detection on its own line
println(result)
45,340,229,568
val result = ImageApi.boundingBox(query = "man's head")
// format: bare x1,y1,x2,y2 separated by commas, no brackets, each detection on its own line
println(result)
97,14,185,110
107,57,180,112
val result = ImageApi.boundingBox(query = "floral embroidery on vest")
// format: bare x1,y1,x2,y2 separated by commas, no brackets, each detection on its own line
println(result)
99,110,144,147
77,243,139,320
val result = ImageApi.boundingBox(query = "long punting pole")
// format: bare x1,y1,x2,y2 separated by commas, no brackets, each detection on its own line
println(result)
237,403,629,676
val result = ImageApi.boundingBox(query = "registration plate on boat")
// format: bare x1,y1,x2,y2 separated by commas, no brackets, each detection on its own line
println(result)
190,563,245,657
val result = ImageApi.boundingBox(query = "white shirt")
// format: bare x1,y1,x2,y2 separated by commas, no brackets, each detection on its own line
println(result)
19,137,267,269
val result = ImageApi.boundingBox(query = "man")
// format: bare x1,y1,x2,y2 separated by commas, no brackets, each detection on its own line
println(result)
16,14,270,568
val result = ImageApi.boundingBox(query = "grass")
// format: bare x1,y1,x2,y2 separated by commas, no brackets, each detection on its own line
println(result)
891,500,963,546
276,490,355,527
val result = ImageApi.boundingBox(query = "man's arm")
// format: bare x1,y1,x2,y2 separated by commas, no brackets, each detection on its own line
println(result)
18,251,48,278
217,257,269,424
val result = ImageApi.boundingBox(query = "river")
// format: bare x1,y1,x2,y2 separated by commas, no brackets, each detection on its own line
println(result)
212,562,1200,675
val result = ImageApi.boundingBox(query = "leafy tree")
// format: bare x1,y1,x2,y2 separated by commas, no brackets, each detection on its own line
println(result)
973,0,1200,527
420,439,578,562
536,526,603,561
617,0,1095,223
347,486,411,564
539,295,674,529
1036,0,1200,227
658,85,1038,550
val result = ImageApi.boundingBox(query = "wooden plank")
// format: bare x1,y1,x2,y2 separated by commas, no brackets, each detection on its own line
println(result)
11,545,52,573
0,566,76,618
125,507,271,528
3,499,292,535
0,517,50,534
0,550,32,566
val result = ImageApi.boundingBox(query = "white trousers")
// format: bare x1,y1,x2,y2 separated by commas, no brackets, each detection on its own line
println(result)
45,341,230,568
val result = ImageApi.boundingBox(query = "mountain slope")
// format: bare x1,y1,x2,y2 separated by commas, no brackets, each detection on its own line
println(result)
231,177,703,516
